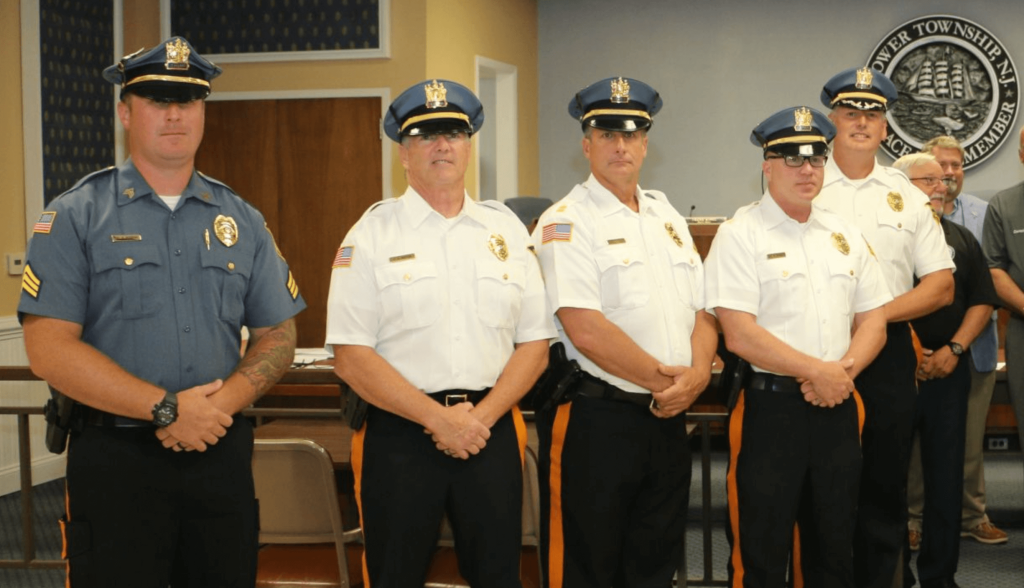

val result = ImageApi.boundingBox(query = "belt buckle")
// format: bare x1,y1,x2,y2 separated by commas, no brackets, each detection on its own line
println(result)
445,394,468,406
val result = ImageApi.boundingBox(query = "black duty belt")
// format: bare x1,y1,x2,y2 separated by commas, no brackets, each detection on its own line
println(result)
83,408,152,428
575,374,652,408
746,373,802,395
426,388,491,407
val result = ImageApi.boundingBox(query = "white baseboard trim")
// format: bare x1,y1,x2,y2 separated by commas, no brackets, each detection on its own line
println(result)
0,452,66,496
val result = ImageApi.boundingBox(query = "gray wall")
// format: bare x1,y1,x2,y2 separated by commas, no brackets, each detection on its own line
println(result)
538,0,1024,217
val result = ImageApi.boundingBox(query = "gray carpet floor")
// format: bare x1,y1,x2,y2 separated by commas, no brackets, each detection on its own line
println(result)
2,450,1022,587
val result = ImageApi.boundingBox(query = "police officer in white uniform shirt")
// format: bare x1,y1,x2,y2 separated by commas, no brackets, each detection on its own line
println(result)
324,79,555,588
706,105,890,588
815,67,955,588
532,76,718,588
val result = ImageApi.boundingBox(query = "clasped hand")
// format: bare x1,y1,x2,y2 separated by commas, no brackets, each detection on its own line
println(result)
427,402,491,460
155,379,233,452
650,364,710,418
798,358,856,408
917,347,956,381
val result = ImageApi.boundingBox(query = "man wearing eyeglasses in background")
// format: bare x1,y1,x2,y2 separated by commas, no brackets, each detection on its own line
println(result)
706,106,889,587
325,80,554,587
893,153,998,588
815,67,954,588
905,136,1009,551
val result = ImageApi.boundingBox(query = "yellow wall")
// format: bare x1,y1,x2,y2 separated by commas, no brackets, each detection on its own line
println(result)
1,0,540,316
1,0,26,316
425,0,540,197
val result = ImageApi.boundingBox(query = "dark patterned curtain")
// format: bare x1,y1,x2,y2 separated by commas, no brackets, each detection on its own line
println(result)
170,0,381,54
39,0,116,204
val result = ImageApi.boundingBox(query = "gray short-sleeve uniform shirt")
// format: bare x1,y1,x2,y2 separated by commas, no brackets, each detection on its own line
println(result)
18,159,306,393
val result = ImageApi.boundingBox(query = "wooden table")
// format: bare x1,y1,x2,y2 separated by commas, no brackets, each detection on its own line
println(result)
254,418,355,469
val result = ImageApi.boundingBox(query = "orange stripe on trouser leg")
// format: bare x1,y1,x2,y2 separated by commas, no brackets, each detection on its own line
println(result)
909,326,924,375
351,422,370,588
792,523,804,588
547,402,573,588
727,391,746,588
854,390,865,437
63,478,70,588
513,405,527,466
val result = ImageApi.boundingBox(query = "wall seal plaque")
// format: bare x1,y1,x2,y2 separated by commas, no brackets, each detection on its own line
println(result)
867,15,1018,169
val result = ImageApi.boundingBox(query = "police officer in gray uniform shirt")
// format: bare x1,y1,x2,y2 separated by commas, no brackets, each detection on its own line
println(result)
19,37,304,587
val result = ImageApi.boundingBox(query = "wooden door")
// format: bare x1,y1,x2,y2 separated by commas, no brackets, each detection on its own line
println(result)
197,97,383,348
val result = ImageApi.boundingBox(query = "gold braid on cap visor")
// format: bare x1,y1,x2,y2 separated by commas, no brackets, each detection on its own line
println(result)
764,135,828,148
830,91,887,106
124,74,211,88
400,112,471,133
583,108,652,122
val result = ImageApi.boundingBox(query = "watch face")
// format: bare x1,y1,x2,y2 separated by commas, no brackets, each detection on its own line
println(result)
153,402,177,426
950,342,964,356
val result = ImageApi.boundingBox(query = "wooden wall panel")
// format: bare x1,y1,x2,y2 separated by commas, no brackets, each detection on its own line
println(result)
197,97,383,348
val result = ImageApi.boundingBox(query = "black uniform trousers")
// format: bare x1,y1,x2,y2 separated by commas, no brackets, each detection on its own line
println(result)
726,382,863,588
852,322,918,588
537,394,692,588
352,405,526,588
63,415,258,588
904,357,970,586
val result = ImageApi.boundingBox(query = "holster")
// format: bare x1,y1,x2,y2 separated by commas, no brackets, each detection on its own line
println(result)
341,385,369,430
530,342,582,412
714,340,749,411
43,388,79,454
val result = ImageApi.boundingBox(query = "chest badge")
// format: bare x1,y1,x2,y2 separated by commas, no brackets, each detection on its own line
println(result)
488,234,509,261
832,232,851,256
665,222,684,248
213,215,239,247
887,191,904,212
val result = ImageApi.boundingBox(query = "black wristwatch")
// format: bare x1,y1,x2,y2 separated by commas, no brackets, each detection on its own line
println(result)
946,341,964,357
151,391,178,427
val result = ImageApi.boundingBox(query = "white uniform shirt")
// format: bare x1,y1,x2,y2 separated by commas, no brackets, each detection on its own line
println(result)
324,187,556,393
815,157,954,297
533,174,705,393
704,193,892,373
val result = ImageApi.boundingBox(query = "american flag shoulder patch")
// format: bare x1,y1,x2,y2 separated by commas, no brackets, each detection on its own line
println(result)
286,270,300,300
541,222,572,244
22,264,41,299
332,245,354,268
33,212,56,234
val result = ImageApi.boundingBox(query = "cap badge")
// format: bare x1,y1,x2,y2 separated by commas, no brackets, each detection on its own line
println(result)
213,214,239,247
488,234,509,261
610,77,631,104
665,223,684,248
424,80,448,109
887,191,904,212
855,67,873,89
793,107,813,132
832,232,850,256
165,38,191,71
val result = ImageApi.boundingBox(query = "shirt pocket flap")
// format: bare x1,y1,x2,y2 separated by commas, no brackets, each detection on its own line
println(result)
92,241,162,273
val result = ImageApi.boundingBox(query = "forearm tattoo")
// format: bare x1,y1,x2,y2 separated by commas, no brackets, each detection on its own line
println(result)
237,319,297,399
